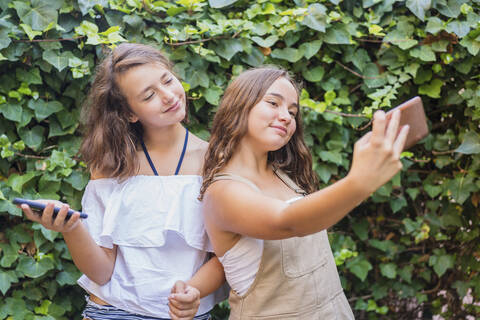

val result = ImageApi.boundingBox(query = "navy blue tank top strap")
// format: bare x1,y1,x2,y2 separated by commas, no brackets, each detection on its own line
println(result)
140,128,189,176
174,128,188,175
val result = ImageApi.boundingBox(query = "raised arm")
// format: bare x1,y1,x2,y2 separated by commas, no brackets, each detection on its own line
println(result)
203,110,409,240
21,201,116,285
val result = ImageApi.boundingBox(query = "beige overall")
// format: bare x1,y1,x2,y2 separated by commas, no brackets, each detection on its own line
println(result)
213,170,355,320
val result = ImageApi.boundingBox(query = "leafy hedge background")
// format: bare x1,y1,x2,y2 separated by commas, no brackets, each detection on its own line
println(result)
0,0,479,319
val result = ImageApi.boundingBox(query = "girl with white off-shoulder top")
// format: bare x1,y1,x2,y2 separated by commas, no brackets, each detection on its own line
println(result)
20,43,226,320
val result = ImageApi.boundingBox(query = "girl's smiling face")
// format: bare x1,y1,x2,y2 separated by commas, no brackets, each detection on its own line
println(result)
245,77,298,151
116,63,186,129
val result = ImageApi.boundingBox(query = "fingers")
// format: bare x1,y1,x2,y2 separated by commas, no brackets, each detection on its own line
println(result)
393,125,410,157
53,204,70,229
171,280,187,294
40,202,55,224
355,131,372,148
21,204,41,222
171,287,199,303
385,109,401,143
169,309,196,320
370,111,387,146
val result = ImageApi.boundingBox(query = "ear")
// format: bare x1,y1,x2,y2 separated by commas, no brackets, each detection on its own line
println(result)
128,114,139,123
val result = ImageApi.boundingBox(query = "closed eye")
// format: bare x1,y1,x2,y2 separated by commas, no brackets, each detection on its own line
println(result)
144,92,154,101
268,101,278,107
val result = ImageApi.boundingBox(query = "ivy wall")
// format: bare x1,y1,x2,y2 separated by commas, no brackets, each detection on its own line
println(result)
0,0,479,319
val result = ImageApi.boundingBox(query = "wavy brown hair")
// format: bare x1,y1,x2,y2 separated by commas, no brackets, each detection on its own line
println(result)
200,67,318,199
80,43,181,179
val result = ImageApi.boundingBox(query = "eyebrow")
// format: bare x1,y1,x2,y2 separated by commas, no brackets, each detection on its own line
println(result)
265,92,299,109
137,72,170,98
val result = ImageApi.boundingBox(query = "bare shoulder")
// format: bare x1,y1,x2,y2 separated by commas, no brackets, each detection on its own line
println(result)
90,169,108,180
203,179,257,214
180,132,208,175
188,133,208,155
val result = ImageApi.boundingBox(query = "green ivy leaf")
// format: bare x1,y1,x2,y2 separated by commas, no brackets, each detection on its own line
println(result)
0,270,18,295
425,17,445,34
19,23,42,40
42,50,73,72
271,47,304,63
346,256,373,281
64,170,89,191
324,25,351,44
18,125,45,150
251,35,278,48
16,67,42,85
78,0,108,16
418,78,443,98
17,255,54,278
410,45,436,62
406,0,431,21
380,263,397,279
435,0,464,18
459,35,480,56
0,102,23,122
299,40,322,59
302,3,327,33
429,252,455,277
446,20,470,37
208,0,239,8
302,66,325,82
455,131,480,154
215,39,243,60
0,243,19,267
12,0,61,31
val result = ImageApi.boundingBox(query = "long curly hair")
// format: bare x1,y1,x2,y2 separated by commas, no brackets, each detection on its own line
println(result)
80,43,181,179
200,67,318,199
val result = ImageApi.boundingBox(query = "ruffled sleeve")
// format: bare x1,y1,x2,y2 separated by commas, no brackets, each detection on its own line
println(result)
81,179,118,249
81,175,212,252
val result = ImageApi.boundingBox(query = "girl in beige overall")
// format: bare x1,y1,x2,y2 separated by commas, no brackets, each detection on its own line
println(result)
199,67,409,319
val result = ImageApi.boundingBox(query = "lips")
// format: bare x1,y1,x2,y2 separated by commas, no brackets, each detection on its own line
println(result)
270,125,287,135
163,100,181,113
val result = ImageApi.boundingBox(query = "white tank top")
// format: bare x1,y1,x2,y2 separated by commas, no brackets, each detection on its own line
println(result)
213,171,305,296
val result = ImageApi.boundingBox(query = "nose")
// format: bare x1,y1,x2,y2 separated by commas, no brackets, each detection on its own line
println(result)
159,87,175,104
278,106,291,123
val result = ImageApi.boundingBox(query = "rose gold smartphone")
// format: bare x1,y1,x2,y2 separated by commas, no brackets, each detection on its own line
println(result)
386,96,429,150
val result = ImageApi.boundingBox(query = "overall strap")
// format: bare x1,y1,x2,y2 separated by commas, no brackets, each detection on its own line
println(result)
212,173,261,192
273,168,307,195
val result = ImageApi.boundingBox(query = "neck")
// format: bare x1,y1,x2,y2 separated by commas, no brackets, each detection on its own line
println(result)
225,138,271,177
142,122,185,152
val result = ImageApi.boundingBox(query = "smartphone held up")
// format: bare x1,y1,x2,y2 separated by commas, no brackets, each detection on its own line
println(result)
13,198,88,219
386,96,429,150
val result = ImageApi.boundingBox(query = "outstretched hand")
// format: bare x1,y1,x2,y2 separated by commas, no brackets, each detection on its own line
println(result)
19,200,82,234
168,280,201,320
349,109,409,194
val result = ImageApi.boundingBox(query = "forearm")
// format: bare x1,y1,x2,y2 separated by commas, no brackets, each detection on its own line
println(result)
187,256,225,298
280,174,371,236
62,222,116,285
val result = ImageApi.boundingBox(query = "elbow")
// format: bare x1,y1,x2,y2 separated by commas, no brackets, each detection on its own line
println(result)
271,214,300,239
92,274,112,286
86,269,114,286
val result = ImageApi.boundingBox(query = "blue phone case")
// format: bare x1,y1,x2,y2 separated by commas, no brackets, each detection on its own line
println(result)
13,198,88,219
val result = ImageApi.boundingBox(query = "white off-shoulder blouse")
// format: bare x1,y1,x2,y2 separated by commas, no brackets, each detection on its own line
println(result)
77,175,223,318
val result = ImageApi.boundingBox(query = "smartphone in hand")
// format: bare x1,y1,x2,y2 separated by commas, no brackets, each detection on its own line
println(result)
386,96,429,150
13,198,88,219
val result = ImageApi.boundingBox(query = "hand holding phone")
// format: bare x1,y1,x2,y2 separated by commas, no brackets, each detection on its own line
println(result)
14,197,87,233
385,96,429,150
13,198,87,219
